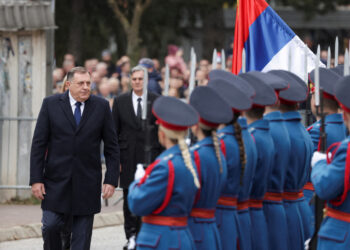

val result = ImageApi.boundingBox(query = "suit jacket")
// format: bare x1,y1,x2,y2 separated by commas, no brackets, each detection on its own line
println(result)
112,90,162,188
30,91,120,215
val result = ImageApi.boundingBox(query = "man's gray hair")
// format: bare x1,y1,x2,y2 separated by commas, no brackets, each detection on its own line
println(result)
67,67,89,81
131,65,146,74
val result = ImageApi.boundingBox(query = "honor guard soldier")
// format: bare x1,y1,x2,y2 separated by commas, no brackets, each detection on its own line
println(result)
305,68,346,236
240,72,277,250
311,75,350,249
188,86,232,250
270,70,314,249
127,96,200,249
248,72,290,250
208,72,253,250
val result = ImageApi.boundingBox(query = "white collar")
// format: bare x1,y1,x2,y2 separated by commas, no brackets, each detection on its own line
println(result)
132,91,142,100
69,91,84,106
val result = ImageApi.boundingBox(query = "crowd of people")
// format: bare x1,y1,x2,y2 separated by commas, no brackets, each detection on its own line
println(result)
52,45,234,107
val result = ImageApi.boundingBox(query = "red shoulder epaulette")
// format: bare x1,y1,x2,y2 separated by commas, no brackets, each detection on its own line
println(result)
220,139,227,158
153,160,175,214
193,150,202,205
137,159,160,186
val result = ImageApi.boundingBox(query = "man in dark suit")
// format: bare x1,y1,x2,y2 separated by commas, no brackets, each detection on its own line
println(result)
112,65,162,250
30,67,119,250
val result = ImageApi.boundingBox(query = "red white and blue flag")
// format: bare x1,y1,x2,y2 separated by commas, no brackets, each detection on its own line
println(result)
232,0,322,79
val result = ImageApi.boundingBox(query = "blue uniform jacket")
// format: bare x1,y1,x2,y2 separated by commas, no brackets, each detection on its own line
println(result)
128,145,198,249
305,113,346,236
237,117,257,250
283,111,313,248
248,119,274,250
263,111,290,250
189,136,227,250
312,136,350,249
248,119,274,200
217,125,240,199
307,113,346,153
216,124,241,250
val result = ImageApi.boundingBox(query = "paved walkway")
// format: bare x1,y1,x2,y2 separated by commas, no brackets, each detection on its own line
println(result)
0,225,125,250
0,191,124,243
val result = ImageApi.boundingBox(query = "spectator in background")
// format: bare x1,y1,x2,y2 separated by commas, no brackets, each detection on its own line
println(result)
64,53,75,63
152,58,161,73
98,78,111,100
101,50,116,77
52,68,64,90
62,60,75,75
119,76,131,96
109,77,120,97
139,58,162,95
96,62,108,78
85,59,98,73
195,69,208,86
91,71,102,95
321,50,328,65
117,56,131,79
165,45,187,75
199,59,210,78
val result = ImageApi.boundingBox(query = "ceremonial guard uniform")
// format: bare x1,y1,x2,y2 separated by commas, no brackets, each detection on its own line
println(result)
311,75,350,249
270,70,313,249
188,86,232,250
249,72,290,250
208,73,253,250
305,68,346,236
240,72,277,250
127,96,200,250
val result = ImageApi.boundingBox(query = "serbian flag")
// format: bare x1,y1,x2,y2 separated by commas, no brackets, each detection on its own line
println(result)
232,0,322,79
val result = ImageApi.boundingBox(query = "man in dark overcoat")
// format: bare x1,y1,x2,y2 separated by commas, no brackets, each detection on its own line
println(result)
30,67,119,250
112,65,162,250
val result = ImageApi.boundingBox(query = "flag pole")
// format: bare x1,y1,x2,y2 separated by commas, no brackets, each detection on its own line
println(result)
188,47,197,99
221,49,226,70
212,49,217,70
335,36,339,67
327,46,331,69
242,48,246,73
288,47,292,72
164,64,170,96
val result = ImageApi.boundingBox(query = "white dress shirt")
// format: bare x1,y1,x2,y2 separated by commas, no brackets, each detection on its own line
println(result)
69,91,85,115
132,91,143,116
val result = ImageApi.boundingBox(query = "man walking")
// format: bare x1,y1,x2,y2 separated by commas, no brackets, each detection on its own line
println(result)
112,65,161,250
30,67,120,250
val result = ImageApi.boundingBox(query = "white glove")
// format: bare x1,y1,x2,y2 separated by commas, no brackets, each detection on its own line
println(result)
311,151,327,168
134,164,146,180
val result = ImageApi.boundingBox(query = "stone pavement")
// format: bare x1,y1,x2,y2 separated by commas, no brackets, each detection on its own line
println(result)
0,226,125,250
0,190,124,243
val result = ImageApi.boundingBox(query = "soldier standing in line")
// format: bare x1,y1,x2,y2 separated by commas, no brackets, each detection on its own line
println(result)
311,75,350,249
188,86,232,250
127,96,200,249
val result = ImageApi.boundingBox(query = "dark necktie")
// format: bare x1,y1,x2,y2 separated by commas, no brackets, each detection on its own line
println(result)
137,97,142,120
74,102,82,125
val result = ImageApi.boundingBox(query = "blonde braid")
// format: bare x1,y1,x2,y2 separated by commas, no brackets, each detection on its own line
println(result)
234,121,246,186
211,130,223,173
178,138,200,188
160,126,200,188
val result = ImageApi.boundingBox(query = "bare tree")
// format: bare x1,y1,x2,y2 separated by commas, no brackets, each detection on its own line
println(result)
108,0,152,61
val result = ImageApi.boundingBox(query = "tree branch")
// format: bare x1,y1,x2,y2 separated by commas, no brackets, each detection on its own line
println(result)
107,0,130,31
